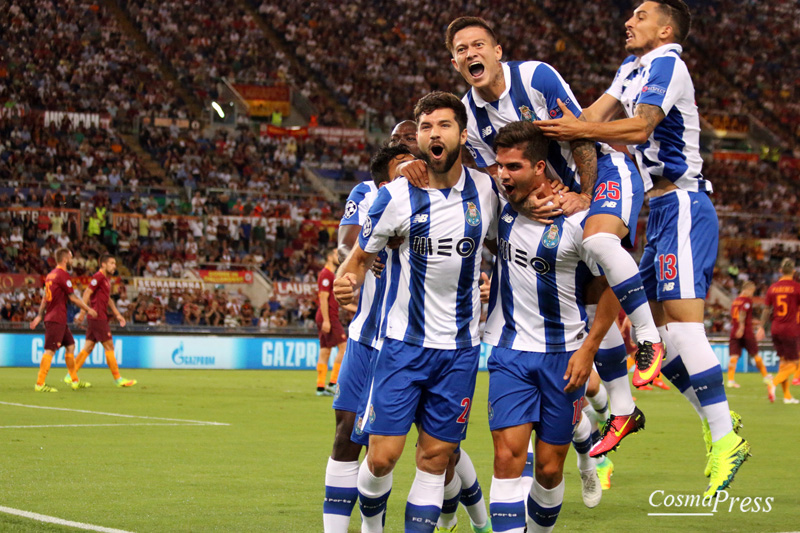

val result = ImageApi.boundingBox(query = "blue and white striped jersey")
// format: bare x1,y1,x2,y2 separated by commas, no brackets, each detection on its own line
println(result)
606,44,709,193
462,60,600,193
484,205,601,352
340,180,378,227
359,167,499,349
345,187,395,347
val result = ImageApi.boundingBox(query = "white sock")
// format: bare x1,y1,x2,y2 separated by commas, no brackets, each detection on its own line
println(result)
582,233,659,343
572,414,595,472
324,458,360,533
489,476,527,533
527,478,564,533
455,449,489,528
437,474,461,529
406,468,445,531
659,325,704,419
357,461,392,533
668,322,733,441
586,383,609,421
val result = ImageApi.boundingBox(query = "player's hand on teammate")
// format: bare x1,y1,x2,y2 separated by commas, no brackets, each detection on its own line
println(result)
396,160,429,188
563,344,594,392
74,311,86,325
371,259,385,278
559,192,591,216
518,184,563,224
333,273,357,305
537,98,586,141
386,235,405,249
29,316,41,330
479,272,491,304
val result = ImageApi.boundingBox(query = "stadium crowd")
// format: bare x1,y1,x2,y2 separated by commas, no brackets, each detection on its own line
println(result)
1,0,188,130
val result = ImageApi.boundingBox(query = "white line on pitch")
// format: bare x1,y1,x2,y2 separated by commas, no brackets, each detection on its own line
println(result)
0,505,134,533
0,423,210,429
0,401,229,426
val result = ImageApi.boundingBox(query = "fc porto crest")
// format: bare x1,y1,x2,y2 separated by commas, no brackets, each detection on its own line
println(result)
465,202,481,226
542,224,560,249
369,405,376,425
355,416,364,435
519,105,534,122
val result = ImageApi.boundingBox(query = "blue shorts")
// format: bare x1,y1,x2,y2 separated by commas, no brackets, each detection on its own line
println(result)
332,338,375,413
362,338,480,443
587,152,644,247
639,190,718,301
487,347,585,446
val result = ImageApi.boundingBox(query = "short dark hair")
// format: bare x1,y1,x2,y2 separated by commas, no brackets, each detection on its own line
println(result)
651,0,691,43
55,248,71,263
445,16,498,54
100,253,114,265
370,144,412,186
493,121,549,166
413,91,468,133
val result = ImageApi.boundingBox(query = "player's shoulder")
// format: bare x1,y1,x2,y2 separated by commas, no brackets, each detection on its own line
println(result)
465,166,500,197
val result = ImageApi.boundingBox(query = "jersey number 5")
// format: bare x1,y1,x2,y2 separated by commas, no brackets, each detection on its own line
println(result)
44,281,54,302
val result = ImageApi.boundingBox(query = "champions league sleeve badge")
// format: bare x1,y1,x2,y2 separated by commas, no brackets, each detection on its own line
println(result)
344,200,358,219
362,216,372,238
465,202,481,226
542,224,560,248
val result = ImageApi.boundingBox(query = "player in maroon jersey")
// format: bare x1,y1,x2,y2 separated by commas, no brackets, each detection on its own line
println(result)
315,248,348,396
70,254,137,387
727,281,770,388
29,248,97,392
761,258,800,403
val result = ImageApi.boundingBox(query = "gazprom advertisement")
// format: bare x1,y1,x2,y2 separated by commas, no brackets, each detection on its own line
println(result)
0,333,781,372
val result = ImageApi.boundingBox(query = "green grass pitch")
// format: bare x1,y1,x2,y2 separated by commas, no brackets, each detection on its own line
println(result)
0,368,797,532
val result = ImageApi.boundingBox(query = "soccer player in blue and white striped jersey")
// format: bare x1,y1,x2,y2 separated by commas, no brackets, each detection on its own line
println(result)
483,121,620,533
445,16,665,391
334,92,499,532
323,144,413,533
536,0,749,498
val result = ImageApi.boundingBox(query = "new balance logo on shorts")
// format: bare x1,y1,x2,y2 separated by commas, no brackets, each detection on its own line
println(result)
663,282,675,291
601,201,617,208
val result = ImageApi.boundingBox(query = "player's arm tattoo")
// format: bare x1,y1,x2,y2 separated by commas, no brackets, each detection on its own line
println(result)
634,104,666,137
570,139,597,199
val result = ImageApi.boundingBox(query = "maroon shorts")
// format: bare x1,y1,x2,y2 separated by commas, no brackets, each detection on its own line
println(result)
316,317,346,349
729,336,758,358
772,335,800,361
44,322,75,352
86,319,113,344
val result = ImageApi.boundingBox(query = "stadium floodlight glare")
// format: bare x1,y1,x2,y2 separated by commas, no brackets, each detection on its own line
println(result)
211,101,225,118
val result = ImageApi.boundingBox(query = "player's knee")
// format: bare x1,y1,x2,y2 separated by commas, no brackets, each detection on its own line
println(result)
534,461,563,487
492,444,525,477
582,232,621,262
368,452,399,476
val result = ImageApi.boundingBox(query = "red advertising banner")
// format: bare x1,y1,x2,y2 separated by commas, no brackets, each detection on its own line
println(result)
232,85,290,101
273,282,316,296
0,273,43,289
260,124,309,138
197,270,254,284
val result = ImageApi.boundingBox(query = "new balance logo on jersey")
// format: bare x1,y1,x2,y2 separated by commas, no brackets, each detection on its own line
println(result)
502,214,515,224
481,126,493,138
663,282,675,291
601,201,618,208
412,236,476,257
412,214,429,223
